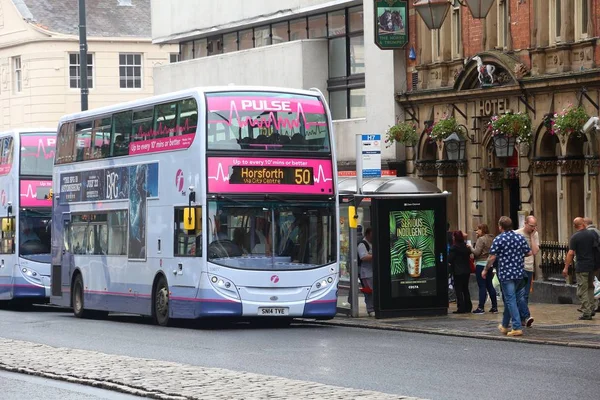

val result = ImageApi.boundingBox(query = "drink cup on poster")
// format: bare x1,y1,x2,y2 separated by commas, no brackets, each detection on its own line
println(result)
406,248,422,278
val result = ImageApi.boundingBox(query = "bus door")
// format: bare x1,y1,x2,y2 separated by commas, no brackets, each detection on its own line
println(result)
0,215,16,299
59,213,74,295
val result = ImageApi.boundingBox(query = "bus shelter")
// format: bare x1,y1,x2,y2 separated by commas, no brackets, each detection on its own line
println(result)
337,176,450,318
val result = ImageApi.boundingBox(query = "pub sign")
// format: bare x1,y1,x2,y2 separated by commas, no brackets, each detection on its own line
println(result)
374,0,409,50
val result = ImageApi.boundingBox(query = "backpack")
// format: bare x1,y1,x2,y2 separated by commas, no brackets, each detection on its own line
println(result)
357,239,370,267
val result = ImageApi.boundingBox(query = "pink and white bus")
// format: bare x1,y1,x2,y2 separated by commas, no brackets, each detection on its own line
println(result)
0,129,56,305
50,87,339,325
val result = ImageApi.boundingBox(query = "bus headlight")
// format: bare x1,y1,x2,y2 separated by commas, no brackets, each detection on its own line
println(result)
208,274,239,299
307,274,337,300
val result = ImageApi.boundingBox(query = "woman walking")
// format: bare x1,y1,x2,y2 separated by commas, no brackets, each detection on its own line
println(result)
448,230,473,314
469,224,498,314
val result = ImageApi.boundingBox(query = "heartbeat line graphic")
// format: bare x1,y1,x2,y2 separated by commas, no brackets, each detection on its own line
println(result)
21,184,37,198
314,165,333,183
22,139,55,159
208,102,328,130
208,163,229,182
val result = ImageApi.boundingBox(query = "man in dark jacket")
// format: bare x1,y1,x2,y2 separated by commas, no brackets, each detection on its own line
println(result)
564,217,598,320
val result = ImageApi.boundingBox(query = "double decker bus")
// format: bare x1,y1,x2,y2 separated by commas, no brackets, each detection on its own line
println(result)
0,129,56,305
51,86,339,325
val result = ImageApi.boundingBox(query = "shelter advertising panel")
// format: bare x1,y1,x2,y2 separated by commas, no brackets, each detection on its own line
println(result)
390,210,437,297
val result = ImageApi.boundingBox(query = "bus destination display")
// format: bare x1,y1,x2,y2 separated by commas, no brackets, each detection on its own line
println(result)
229,166,313,185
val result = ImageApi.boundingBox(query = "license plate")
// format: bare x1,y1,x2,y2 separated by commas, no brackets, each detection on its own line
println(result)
258,307,289,316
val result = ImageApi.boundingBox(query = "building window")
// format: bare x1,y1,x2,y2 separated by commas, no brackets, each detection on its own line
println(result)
223,32,238,53
451,1,462,58
497,0,509,49
170,53,180,63
119,54,142,89
327,6,365,120
272,21,289,44
551,0,562,42
576,0,589,40
239,29,253,50
194,39,208,58
13,56,22,93
254,25,271,47
69,53,94,89
308,14,327,38
181,42,193,60
290,17,308,40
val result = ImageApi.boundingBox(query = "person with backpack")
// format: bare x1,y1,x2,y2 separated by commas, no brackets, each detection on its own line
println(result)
358,227,374,317
563,217,599,320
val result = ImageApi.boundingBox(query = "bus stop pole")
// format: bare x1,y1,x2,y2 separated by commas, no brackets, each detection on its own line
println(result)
350,134,363,318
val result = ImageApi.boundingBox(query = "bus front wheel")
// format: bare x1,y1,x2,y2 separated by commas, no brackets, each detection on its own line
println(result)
153,275,170,326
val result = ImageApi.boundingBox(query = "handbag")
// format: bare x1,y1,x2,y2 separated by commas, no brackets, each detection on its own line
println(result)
469,257,476,274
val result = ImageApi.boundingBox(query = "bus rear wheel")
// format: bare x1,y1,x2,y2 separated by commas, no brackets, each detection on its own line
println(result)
72,274,86,318
153,275,170,326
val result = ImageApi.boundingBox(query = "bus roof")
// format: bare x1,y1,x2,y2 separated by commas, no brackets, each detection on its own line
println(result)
57,86,327,125
0,128,56,136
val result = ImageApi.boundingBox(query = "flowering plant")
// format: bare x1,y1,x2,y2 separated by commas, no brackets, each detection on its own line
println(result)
487,112,532,143
429,116,464,141
550,105,589,138
385,121,418,147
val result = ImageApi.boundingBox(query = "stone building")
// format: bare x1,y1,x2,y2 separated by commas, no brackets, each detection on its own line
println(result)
399,0,600,281
0,0,178,129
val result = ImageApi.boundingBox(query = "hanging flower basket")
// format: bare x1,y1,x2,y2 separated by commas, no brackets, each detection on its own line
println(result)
429,116,465,142
487,112,531,158
550,104,589,139
385,121,418,148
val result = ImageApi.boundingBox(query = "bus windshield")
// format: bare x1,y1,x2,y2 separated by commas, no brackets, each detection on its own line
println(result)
206,91,331,152
20,132,55,176
19,208,52,262
207,200,336,270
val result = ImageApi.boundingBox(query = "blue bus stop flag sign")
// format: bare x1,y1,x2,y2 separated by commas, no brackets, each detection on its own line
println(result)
362,134,381,178
375,0,409,50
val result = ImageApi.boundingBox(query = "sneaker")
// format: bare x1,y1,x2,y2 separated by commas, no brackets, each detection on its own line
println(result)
489,307,498,314
498,324,509,335
577,309,596,316
367,311,375,317
579,315,593,321
507,329,523,337
525,317,534,328
472,308,485,314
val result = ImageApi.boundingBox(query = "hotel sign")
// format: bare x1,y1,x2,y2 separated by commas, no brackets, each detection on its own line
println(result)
375,0,409,49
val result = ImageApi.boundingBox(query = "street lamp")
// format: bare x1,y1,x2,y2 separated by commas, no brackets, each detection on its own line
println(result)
413,0,452,30
443,132,466,160
414,0,496,30
463,0,496,19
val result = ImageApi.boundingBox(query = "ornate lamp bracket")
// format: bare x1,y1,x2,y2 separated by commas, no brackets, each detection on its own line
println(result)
577,87,600,112
519,91,536,118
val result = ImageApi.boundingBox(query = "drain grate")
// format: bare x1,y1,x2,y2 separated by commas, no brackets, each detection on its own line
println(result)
535,323,598,330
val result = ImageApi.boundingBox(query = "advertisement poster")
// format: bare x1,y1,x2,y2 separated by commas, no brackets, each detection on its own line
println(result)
375,0,408,49
390,210,437,297
20,180,52,207
59,162,158,204
128,164,148,260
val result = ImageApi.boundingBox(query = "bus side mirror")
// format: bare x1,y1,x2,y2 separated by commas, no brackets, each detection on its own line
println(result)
348,206,358,229
183,208,196,231
1,218,12,232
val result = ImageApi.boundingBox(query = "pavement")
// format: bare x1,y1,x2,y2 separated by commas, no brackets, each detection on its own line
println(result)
302,295,600,349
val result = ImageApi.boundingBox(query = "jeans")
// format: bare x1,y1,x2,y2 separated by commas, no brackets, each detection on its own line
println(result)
500,279,523,331
576,272,595,317
475,264,498,309
517,271,533,321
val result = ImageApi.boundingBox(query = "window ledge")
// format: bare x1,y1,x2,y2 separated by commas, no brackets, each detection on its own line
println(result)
332,117,366,123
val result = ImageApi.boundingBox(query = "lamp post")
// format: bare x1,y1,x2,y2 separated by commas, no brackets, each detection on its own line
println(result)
443,132,466,160
78,0,88,111
414,0,496,29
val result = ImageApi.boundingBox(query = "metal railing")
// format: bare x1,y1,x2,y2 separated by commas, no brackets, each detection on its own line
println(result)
539,241,575,283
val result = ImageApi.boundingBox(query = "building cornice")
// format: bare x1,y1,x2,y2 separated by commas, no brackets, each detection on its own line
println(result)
0,35,154,51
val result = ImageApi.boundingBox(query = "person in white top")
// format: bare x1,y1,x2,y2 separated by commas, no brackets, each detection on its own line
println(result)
515,215,539,327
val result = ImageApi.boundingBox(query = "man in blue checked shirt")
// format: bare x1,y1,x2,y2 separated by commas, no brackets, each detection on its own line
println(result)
482,216,532,337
